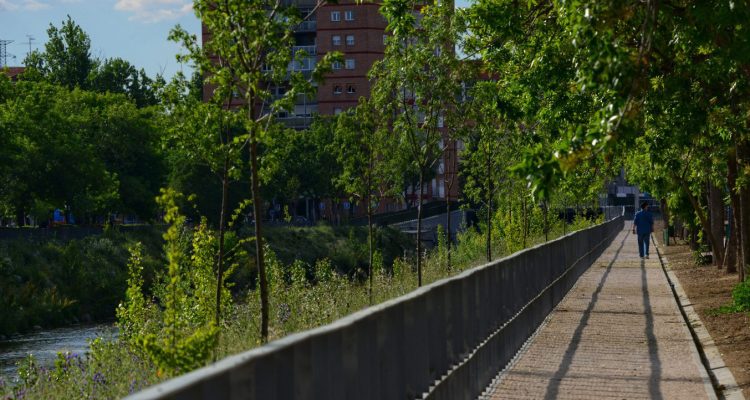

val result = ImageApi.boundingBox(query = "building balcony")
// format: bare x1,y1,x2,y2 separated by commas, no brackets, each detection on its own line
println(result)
294,20,317,32
276,115,316,129
292,45,317,56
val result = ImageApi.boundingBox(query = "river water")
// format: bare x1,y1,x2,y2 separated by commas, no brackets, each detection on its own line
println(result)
0,324,116,383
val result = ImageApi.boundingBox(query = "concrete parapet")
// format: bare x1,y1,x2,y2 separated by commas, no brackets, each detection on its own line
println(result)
128,216,624,400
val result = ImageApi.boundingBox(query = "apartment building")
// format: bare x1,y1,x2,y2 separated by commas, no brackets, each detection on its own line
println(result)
201,2,460,210
316,1,387,115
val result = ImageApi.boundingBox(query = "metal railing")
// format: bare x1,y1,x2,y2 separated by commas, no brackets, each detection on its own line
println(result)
294,20,317,32
127,216,624,400
292,45,316,56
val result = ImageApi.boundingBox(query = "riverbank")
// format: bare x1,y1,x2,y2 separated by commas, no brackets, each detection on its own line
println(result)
0,324,116,384
0,224,409,337
0,213,599,399
0,227,164,337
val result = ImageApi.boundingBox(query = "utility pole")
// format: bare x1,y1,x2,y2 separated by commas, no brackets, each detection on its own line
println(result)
21,35,35,56
0,39,14,67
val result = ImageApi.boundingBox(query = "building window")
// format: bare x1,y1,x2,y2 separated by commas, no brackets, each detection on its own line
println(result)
332,61,342,70
347,84,356,94
332,35,342,46
346,35,355,46
333,85,342,95
331,11,340,21
334,107,342,115
345,59,355,69
344,10,354,21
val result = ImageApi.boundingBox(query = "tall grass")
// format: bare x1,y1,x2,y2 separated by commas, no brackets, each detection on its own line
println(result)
0,213,600,399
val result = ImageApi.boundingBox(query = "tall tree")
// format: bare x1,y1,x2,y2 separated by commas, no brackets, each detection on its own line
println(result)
24,16,94,90
333,99,388,302
162,72,246,328
170,0,338,342
371,0,463,286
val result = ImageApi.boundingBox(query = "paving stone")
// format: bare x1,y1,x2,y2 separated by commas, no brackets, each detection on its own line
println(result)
483,230,713,400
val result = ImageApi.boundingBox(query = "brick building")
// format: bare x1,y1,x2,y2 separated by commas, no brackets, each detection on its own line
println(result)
316,1,386,115
201,2,461,217
1,67,25,82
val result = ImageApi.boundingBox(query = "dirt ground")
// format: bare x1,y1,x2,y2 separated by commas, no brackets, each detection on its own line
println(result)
655,230,750,397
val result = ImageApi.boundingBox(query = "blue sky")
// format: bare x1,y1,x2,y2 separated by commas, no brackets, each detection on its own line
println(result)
0,0,473,80
0,0,201,79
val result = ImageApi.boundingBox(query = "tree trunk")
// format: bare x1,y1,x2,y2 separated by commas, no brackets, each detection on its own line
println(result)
446,198,452,270
215,159,230,328
660,198,669,231
367,200,374,304
444,139,457,271
727,147,740,274
249,122,269,342
709,183,725,268
543,201,548,242
417,171,425,286
15,204,25,227
676,175,724,267
522,196,528,248
486,151,492,262
738,140,750,281
725,209,738,274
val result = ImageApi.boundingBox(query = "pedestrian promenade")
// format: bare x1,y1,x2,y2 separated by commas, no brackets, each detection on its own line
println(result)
482,229,715,400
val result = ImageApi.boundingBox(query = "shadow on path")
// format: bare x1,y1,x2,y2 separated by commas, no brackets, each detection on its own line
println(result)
543,231,629,400
642,257,662,399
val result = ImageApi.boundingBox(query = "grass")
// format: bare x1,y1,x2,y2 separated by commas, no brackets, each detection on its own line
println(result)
0,214,599,399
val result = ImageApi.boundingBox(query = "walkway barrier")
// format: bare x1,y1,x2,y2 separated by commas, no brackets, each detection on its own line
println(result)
128,215,625,400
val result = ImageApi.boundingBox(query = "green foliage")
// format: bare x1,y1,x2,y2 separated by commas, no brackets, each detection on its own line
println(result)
263,117,341,204
23,16,94,89
715,280,750,314
0,78,164,222
731,281,750,313
0,228,163,336
6,212,604,398
22,16,158,105
117,190,228,376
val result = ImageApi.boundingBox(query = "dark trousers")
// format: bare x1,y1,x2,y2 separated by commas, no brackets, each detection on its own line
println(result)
637,233,650,257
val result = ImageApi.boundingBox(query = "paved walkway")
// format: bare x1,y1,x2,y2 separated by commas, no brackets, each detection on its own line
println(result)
483,229,715,400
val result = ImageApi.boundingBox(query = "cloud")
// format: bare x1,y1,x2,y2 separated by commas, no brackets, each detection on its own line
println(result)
23,0,49,10
114,0,192,23
0,0,51,11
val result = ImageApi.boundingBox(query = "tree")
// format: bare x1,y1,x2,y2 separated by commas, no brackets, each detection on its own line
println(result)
90,58,159,107
162,72,247,328
0,81,123,225
24,16,94,90
170,0,338,342
459,82,508,262
262,117,340,221
333,99,388,302
371,0,463,286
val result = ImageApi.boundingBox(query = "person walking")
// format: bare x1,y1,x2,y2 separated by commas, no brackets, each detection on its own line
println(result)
632,201,654,259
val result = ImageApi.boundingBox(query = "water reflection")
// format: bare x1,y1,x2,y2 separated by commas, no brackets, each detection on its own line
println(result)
0,324,117,383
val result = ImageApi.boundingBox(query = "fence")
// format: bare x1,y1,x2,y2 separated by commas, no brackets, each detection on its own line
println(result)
128,214,624,400
0,225,155,242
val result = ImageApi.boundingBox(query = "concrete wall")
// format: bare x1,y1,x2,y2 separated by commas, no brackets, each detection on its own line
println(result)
128,216,624,400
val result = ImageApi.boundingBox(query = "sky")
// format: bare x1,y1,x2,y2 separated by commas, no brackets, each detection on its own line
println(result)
0,0,202,79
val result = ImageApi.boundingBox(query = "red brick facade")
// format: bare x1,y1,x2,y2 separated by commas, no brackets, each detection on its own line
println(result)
201,2,462,207
316,2,386,115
